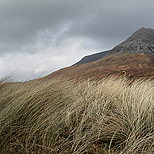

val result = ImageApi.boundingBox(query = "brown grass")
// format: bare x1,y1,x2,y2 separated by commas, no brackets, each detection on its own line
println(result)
0,77,154,153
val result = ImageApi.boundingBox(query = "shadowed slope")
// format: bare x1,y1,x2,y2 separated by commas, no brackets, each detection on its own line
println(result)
73,50,110,66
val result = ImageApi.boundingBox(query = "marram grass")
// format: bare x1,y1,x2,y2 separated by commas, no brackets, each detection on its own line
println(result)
0,77,153,153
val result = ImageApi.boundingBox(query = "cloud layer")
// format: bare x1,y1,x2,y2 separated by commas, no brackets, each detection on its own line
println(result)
0,0,154,81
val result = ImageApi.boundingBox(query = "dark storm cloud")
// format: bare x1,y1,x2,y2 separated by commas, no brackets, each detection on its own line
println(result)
1,0,154,53
67,0,154,49
0,0,91,53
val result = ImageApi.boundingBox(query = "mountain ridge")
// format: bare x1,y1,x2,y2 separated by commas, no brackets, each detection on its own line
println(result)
72,50,110,66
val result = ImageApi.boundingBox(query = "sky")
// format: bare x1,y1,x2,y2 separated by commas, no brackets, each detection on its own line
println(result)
0,0,154,81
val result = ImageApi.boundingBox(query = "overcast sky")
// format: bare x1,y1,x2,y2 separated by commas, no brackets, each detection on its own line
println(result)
0,0,154,81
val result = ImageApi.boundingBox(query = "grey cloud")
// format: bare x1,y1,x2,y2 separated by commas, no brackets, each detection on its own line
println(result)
66,0,154,49
1,0,154,54
0,0,92,53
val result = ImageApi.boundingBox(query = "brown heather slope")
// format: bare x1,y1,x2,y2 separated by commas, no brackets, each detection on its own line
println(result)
40,52,154,81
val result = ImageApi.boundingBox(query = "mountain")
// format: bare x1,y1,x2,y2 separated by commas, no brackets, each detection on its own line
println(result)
40,27,154,81
73,27,154,65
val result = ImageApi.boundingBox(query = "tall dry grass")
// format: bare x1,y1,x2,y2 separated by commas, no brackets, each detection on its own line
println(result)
0,77,153,153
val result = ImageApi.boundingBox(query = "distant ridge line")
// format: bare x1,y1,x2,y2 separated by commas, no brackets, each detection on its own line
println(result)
73,50,110,66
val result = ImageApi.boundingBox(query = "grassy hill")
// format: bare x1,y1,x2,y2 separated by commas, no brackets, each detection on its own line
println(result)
0,77,153,153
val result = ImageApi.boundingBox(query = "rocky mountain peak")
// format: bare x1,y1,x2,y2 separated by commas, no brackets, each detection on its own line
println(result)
126,27,154,43
112,27,154,55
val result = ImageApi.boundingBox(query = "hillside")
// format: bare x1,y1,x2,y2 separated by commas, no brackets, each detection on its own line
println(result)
42,52,154,82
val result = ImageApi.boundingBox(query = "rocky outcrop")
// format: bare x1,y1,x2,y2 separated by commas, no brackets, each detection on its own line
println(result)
111,27,154,55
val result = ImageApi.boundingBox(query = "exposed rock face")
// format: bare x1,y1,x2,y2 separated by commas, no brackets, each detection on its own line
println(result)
111,27,154,55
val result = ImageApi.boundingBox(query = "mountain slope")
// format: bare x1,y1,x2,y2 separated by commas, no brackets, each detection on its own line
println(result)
41,52,154,81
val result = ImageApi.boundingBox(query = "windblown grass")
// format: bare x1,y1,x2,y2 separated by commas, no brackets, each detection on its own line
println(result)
0,77,153,153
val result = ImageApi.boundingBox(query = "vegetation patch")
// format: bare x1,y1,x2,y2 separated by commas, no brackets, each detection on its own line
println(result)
0,77,154,153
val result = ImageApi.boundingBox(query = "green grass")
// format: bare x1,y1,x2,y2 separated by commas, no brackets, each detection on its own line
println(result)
0,77,154,153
